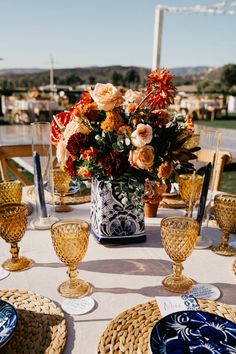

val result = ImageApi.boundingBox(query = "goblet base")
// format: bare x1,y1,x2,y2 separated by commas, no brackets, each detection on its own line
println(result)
55,205,72,213
58,279,91,298
2,256,32,271
211,244,236,256
195,235,213,249
162,274,194,294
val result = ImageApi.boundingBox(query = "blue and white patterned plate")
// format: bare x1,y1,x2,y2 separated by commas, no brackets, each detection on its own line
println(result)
0,300,18,348
149,310,236,353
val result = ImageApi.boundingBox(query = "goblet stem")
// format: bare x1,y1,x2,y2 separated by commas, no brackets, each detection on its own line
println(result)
10,242,20,261
212,229,236,256
67,264,79,288
221,230,230,247
55,192,72,212
173,262,184,279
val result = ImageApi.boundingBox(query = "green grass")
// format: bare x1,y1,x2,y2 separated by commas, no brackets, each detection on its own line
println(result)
195,112,236,130
220,164,236,194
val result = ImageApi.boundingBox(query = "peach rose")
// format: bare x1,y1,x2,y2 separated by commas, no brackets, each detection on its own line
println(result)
56,139,71,166
131,124,153,148
129,145,155,170
90,83,123,111
63,118,91,143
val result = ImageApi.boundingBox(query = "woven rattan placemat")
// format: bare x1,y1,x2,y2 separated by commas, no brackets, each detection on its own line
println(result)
160,194,186,209
0,289,67,354
27,186,91,205
97,298,236,354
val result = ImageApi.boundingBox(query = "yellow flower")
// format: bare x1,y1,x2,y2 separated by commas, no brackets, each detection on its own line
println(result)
101,111,124,133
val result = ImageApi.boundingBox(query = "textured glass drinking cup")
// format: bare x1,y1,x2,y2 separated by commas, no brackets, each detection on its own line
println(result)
0,203,32,271
178,173,203,216
212,194,236,256
0,181,22,204
161,216,199,293
51,219,91,298
53,169,72,212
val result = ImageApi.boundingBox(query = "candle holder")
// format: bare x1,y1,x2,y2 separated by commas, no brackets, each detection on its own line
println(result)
30,122,58,229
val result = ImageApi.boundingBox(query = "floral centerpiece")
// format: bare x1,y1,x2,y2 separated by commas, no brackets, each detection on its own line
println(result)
51,68,198,244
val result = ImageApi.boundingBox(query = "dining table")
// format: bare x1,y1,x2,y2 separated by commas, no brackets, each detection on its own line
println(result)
0,187,236,354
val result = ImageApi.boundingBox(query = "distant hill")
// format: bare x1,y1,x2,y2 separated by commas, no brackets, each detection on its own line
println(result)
0,65,211,77
0,68,47,75
0,65,219,91
169,66,211,76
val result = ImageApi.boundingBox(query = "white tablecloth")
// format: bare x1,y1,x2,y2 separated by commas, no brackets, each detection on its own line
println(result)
1,191,236,354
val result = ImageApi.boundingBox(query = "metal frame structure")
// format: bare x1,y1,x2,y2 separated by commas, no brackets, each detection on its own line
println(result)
152,1,236,70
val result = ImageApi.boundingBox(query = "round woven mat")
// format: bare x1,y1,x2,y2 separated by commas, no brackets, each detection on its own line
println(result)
97,298,236,354
27,186,91,205
0,289,67,354
159,194,186,209
233,259,236,276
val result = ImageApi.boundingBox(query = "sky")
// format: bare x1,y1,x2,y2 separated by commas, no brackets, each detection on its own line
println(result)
0,0,235,70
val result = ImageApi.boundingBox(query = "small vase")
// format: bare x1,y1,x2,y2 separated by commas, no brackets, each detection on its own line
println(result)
91,178,146,245
144,202,159,217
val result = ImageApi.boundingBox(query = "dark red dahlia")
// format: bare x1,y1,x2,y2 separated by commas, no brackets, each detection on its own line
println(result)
101,151,129,178
66,133,92,156
65,156,77,177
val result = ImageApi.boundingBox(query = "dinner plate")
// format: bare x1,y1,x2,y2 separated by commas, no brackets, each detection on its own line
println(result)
149,310,236,353
0,300,18,348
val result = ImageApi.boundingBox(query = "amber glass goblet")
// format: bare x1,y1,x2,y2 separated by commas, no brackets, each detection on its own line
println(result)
53,169,72,212
212,194,236,256
0,203,32,271
161,216,199,293
178,173,203,216
51,219,91,298
0,181,22,204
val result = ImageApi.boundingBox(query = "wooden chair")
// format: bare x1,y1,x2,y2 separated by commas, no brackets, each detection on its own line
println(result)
196,148,232,191
0,145,57,186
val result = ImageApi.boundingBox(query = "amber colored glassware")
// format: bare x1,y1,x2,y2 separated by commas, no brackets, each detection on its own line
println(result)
53,169,72,212
51,219,91,298
161,216,199,293
178,173,203,216
0,181,22,204
212,194,236,256
0,203,32,271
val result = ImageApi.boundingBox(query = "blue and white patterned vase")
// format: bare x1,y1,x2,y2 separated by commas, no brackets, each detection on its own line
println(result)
90,178,146,244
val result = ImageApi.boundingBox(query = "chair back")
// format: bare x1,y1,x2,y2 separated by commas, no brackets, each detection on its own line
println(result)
196,148,232,191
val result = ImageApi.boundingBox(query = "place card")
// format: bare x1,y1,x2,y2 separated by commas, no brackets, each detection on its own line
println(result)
156,294,200,317
188,283,221,301
61,297,95,315
0,267,10,280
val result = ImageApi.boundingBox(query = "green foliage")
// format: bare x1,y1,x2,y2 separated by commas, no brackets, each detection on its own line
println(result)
197,80,226,94
221,64,236,88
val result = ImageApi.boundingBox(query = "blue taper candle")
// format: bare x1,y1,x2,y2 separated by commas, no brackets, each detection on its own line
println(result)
196,162,212,233
33,151,47,218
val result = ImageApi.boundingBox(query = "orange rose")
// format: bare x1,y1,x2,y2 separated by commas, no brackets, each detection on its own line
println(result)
77,167,92,179
157,161,174,180
129,145,155,170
